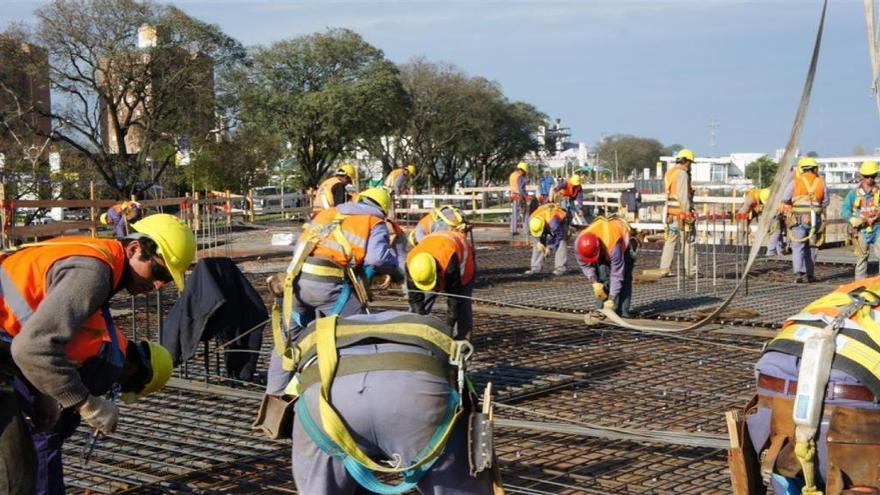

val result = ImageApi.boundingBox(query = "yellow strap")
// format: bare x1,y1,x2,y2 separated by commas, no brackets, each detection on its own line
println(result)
302,263,344,278
773,325,880,384
795,439,823,495
314,315,462,473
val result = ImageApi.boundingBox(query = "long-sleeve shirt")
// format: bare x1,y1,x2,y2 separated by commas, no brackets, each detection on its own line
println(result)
553,179,584,209
335,201,400,275
577,239,627,300
841,186,877,219
539,176,555,197
9,257,114,408
669,170,692,213
540,213,567,250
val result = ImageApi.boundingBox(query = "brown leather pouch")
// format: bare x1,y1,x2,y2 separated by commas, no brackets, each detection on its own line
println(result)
826,406,880,493
252,393,295,440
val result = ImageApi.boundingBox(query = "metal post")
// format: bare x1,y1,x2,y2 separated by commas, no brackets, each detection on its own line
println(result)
712,213,717,291
144,293,150,340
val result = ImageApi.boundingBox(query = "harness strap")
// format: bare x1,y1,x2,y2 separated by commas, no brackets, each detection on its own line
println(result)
297,351,451,393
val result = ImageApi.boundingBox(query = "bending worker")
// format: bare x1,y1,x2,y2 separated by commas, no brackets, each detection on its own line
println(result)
100,200,142,239
658,149,695,277
285,311,497,494
781,156,827,284
408,204,469,247
736,187,786,257
384,163,416,217
575,216,636,318
842,160,880,280
509,161,530,235
266,188,402,397
525,202,569,276
0,213,195,494
552,174,584,223
406,230,476,339
314,164,357,214
735,276,880,494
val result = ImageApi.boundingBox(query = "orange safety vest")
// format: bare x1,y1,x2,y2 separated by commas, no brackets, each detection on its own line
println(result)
316,176,346,211
664,165,692,217
415,213,435,238
531,204,567,228
558,181,582,199
0,237,128,364
853,186,880,211
384,168,407,191
307,207,383,268
582,217,630,253
407,230,474,287
792,173,825,209
509,169,526,200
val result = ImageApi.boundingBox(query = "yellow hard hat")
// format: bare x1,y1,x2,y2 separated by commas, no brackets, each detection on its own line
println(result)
860,161,879,176
676,149,695,163
408,252,438,291
758,188,770,204
433,205,465,228
797,156,818,171
336,164,356,181
122,341,173,403
517,161,529,172
359,187,391,215
529,216,545,237
99,212,109,225
130,213,196,292
569,175,581,186
407,164,416,175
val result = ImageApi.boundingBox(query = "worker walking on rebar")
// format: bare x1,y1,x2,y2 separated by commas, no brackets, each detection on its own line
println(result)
782,156,828,283
525,202,570,276
0,213,195,495
509,161,530,235
100,200,142,239
406,230,476,339
265,188,403,397
552,174,585,225
843,161,880,280
731,277,880,495
658,149,696,277
408,205,470,247
384,163,415,217
575,216,636,318
283,311,498,494
313,164,357,215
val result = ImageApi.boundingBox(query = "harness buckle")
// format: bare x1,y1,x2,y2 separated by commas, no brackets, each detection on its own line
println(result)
449,340,474,395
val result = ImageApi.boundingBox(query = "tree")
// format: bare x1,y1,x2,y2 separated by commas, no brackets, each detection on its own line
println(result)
4,0,247,198
593,134,664,180
237,28,409,188
745,156,778,188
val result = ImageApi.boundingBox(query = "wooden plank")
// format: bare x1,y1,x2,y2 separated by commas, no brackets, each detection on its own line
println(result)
14,199,116,208
12,221,96,239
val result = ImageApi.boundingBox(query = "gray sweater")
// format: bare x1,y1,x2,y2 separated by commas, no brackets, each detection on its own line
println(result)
9,256,115,408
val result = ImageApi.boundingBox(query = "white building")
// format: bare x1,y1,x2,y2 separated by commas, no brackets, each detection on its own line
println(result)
812,155,880,185
659,152,764,185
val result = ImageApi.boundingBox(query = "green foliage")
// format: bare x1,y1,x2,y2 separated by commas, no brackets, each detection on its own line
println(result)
594,134,665,180
745,156,778,188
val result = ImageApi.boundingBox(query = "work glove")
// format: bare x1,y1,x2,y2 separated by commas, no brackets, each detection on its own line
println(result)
602,299,615,311
537,243,549,256
592,282,607,301
850,217,864,229
78,394,119,434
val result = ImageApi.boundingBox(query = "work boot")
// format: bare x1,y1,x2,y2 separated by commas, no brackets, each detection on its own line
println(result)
523,269,535,276
806,274,817,283
794,274,807,284
553,268,568,276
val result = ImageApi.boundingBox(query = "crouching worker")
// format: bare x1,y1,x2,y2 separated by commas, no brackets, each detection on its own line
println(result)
0,213,195,494
406,230,476,339
575,216,636,318
525,202,570,276
100,200,142,239
408,205,470,247
284,311,499,494
732,276,880,494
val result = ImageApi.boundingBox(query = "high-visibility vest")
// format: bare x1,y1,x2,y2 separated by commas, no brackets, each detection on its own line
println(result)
581,217,630,253
509,169,526,199
306,207,383,268
792,173,825,211
384,168,406,191
0,237,128,364
664,165,692,217
531,204,567,229
765,277,880,397
316,176,346,210
558,181,582,199
407,230,474,288
852,186,880,214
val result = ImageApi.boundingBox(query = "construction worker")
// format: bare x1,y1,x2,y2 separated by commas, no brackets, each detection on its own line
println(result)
658,149,696,277
736,187,770,221
734,277,880,494
843,161,880,280
525,202,570,276
384,164,415,217
406,230,476,339
314,164,357,214
285,311,496,493
408,205,470,247
0,213,195,494
509,161,530,235
100,200,142,239
538,168,555,204
553,174,585,225
266,188,402,397
782,156,828,283
575,216,636,318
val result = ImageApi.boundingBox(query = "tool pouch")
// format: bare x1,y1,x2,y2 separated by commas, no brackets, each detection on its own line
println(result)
252,393,295,440
468,410,494,476
728,395,767,495
825,405,880,494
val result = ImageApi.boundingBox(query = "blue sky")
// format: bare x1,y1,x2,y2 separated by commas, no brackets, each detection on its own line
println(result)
2,0,878,157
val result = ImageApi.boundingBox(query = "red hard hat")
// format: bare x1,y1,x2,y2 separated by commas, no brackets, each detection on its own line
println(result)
577,231,601,263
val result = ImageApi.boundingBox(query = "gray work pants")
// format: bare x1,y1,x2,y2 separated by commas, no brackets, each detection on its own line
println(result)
659,226,694,275
530,238,567,272
291,345,494,495
790,225,818,277
265,278,366,396
408,282,474,340
510,199,525,235
854,234,880,280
